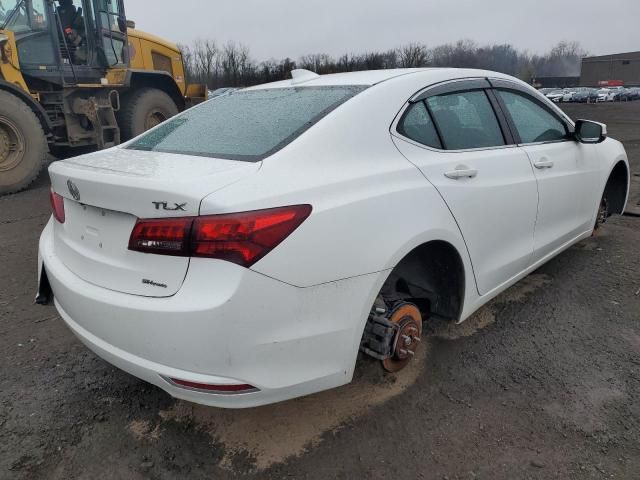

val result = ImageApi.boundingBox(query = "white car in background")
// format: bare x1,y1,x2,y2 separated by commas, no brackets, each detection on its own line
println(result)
37,68,630,408
597,88,616,102
545,89,565,102
562,89,577,102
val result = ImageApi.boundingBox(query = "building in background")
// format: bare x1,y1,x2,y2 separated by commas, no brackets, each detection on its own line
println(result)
580,51,640,87
532,76,580,88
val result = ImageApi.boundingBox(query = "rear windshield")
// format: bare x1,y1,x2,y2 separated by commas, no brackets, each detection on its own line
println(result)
127,86,367,161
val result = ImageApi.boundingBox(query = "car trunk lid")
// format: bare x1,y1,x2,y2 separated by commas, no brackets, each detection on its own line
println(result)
48,148,260,297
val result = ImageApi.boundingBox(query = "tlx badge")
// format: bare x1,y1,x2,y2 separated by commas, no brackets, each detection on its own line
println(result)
153,201,187,211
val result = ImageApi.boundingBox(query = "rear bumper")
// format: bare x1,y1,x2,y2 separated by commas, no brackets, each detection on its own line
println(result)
39,219,385,408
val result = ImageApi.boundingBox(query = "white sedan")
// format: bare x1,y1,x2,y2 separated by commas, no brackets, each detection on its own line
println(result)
597,88,616,102
545,89,565,103
37,68,630,408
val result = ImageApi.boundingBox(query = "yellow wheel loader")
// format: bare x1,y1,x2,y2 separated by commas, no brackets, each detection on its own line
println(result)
0,0,206,195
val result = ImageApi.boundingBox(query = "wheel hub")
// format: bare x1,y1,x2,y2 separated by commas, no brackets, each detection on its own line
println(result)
382,303,422,372
0,117,24,172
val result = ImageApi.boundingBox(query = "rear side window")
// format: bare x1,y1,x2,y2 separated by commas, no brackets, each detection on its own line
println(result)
426,90,505,150
497,90,567,143
397,101,442,149
127,86,367,161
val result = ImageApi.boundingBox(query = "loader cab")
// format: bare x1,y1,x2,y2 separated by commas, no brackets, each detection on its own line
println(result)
1,0,128,86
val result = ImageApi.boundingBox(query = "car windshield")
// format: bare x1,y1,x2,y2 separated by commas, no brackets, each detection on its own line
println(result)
128,86,367,161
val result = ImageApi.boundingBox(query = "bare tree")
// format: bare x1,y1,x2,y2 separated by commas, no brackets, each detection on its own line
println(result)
192,39,218,87
179,37,588,88
177,43,194,82
398,43,429,67
299,53,335,74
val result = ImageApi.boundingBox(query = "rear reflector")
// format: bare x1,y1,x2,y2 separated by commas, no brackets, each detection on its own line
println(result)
50,190,65,223
168,378,258,394
129,205,312,267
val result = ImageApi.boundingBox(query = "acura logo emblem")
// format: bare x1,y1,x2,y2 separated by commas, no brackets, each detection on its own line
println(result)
67,180,80,201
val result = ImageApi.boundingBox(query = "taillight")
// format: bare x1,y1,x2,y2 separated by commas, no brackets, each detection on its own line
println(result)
128,218,192,256
50,190,65,223
128,205,312,267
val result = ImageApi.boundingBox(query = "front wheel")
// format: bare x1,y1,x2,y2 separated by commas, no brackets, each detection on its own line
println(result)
0,91,48,196
118,88,179,141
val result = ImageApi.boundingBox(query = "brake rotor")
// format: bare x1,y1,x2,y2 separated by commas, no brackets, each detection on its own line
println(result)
382,303,423,372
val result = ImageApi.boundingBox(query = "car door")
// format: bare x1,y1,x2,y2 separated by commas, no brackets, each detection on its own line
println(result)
492,85,602,261
392,80,539,295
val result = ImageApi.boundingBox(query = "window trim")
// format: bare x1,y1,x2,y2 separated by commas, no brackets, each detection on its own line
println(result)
392,78,516,153
487,78,576,138
396,100,443,150
492,86,574,146
411,78,492,102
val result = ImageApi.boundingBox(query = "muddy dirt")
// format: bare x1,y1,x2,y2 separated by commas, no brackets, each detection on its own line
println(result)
1,103,639,479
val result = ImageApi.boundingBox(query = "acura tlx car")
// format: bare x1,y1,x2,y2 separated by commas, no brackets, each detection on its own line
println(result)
37,68,630,408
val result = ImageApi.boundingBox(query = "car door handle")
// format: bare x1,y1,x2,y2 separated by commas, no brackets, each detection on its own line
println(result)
444,167,478,179
533,159,554,169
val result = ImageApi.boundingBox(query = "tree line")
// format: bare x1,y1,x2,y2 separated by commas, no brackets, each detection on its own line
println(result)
178,39,588,89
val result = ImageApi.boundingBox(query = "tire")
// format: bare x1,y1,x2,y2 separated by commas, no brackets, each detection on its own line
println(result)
118,88,179,141
0,91,48,196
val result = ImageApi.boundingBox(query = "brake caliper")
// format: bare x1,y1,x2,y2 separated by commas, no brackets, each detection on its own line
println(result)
360,301,423,372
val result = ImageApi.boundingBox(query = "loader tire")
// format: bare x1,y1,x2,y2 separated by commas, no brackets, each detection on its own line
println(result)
0,91,48,196
118,88,179,141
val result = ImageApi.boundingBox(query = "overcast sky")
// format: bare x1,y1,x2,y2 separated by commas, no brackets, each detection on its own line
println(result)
124,0,639,60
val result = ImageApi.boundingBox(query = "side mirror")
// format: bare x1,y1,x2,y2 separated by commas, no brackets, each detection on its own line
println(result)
117,16,127,33
117,17,135,33
574,119,607,144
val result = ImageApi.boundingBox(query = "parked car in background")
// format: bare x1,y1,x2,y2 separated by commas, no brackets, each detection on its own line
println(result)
546,89,565,102
562,89,577,102
572,88,598,103
37,68,630,408
597,88,615,102
619,88,640,101
609,87,626,101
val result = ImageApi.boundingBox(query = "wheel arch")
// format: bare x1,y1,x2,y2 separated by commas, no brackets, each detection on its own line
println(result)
603,159,629,216
0,80,52,134
126,70,185,111
379,239,467,323
349,235,470,379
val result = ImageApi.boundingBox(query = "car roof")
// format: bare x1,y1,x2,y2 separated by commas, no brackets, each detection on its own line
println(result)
245,68,518,89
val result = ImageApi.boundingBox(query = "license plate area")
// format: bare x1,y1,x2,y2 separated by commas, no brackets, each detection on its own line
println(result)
63,201,135,257
53,200,189,297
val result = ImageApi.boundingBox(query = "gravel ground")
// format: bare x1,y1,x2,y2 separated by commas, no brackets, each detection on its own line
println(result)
0,103,639,480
